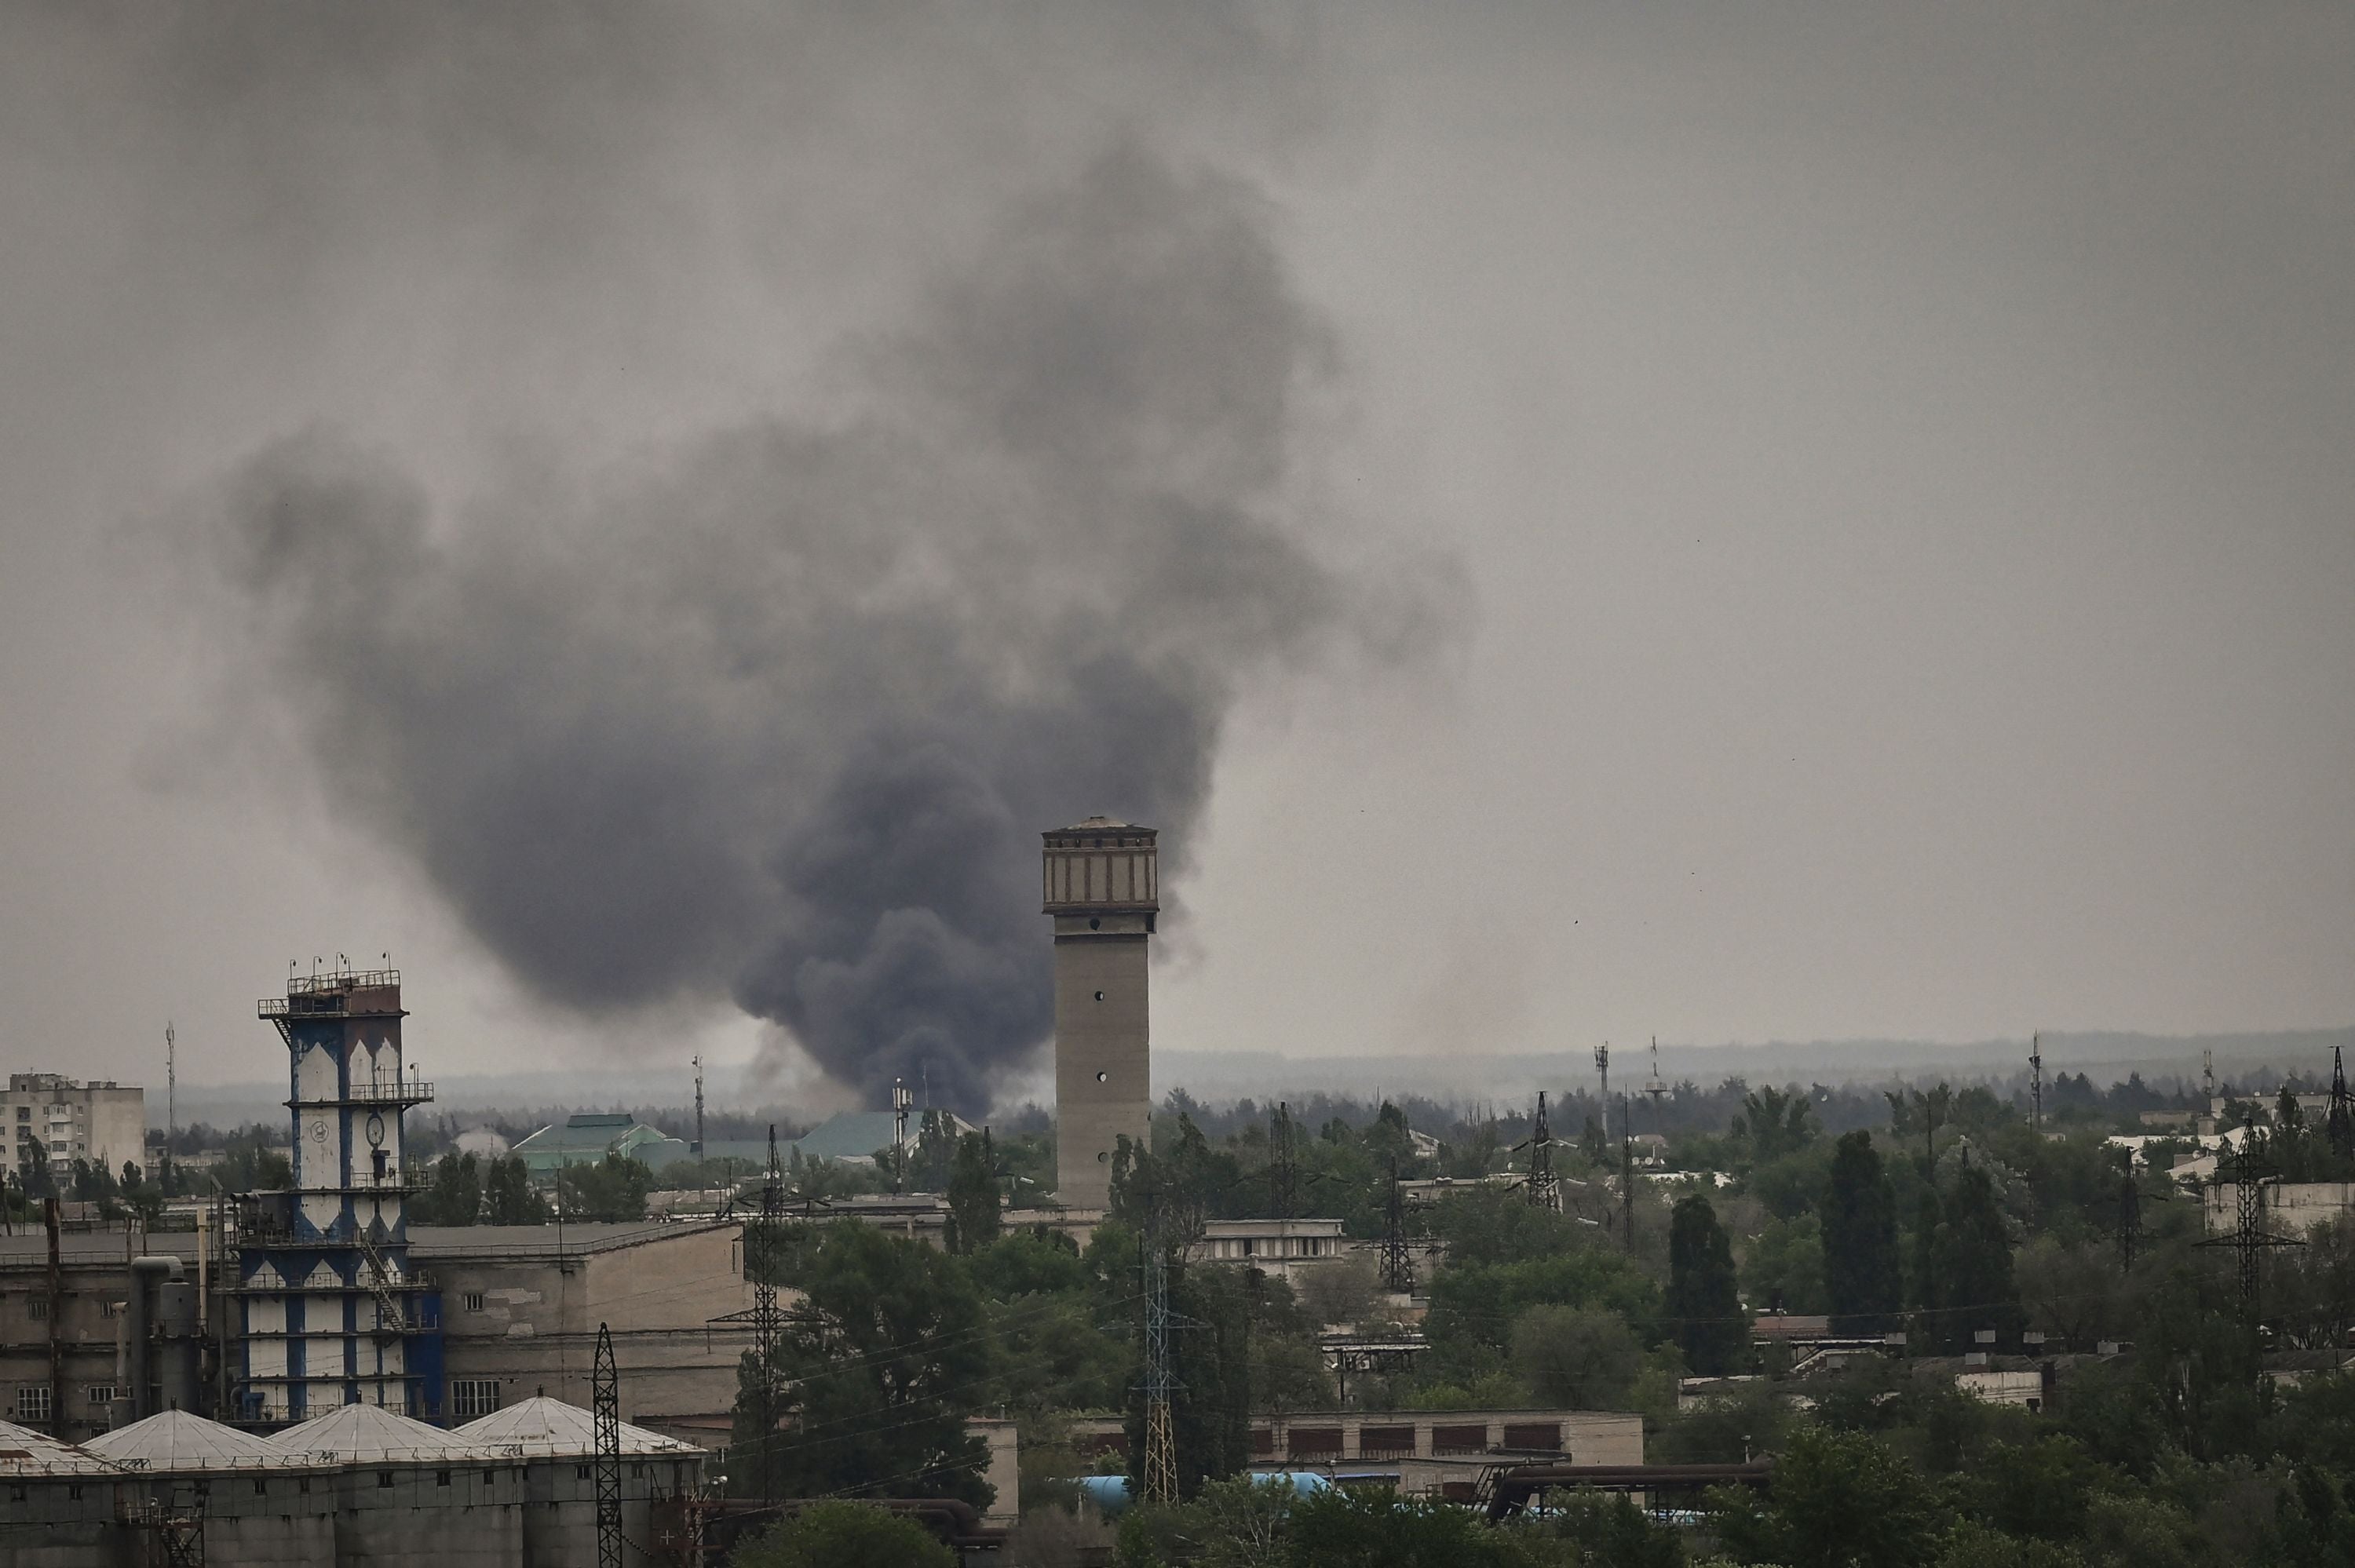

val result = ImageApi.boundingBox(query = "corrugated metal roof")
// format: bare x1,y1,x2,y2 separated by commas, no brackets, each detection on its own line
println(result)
455,1396,700,1458
276,1402,509,1463
86,1410,314,1471
0,1417,124,1477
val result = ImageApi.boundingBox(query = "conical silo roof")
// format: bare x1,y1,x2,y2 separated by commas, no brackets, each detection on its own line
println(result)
86,1409,309,1471
277,1401,506,1463
455,1395,698,1457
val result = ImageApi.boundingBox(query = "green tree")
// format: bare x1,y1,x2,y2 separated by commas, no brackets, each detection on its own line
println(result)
761,1222,994,1508
1743,1212,1828,1317
1729,1085,1816,1167
1287,1485,1515,1567
1823,1131,1903,1334
411,1152,483,1226
483,1154,550,1224
1667,1193,1747,1376
557,1151,652,1222
1928,1165,2022,1353
1509,1305,1645,1408
1709,1424,1945,1568
944,1131,1002,1254
731,1500,954,1568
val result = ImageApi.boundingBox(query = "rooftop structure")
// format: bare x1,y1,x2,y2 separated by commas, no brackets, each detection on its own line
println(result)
457,1395,699,1457
87,1407,309,1471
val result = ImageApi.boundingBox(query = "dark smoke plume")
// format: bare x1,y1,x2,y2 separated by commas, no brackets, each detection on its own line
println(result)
203,141,1429,1110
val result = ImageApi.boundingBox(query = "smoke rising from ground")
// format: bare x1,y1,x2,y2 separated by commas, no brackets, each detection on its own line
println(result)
199,132,1435,1111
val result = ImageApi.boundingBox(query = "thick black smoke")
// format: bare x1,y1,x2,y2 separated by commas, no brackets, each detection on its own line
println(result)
204,142,1413,1110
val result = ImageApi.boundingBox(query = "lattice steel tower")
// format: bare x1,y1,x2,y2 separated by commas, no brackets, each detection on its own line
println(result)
1044,818,1159,1210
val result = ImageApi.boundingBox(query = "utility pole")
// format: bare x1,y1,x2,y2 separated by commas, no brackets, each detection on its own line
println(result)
1378,1158,1415,1293
1141,1196,1179,1505
692,1056,705,1161
2029,1032,2043,1135
593,1323,623,1568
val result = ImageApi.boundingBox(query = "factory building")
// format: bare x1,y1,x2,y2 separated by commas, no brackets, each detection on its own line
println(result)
2,1074,145,1183
238,968,437,1422
0,1398,703,1568
1044,817,1158,1211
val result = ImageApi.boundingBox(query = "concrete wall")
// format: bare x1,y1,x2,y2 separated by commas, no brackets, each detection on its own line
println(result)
429,1225,758,1430
517,1453,705,1568
324,1462,527,1566
1053,921,1151,1209
1067,1409,1645,1468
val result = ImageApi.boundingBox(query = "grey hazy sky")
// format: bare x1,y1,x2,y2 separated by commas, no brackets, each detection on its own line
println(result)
2,3,2349,1101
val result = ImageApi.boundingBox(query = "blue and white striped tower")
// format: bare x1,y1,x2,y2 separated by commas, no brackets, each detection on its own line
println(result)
236,967,440,1423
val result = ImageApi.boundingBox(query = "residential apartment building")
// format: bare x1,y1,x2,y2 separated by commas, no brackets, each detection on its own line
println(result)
4,1074,146,1182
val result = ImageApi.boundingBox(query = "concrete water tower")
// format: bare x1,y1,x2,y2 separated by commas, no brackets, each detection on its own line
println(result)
1043,817,1158,1210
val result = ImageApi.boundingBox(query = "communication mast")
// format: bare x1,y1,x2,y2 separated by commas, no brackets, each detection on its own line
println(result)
1619,1096,1635,1249
1643,1037,1668,1124
692,1056,705,1161
166,1022,177,1157
1594,1043,1609,1110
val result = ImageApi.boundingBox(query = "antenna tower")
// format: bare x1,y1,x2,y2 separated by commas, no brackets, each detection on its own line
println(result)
2029,1032,2043,1134
1378,1158,1415,1293
692,1056,705,1161
1643,1037,1667,1121
1141,1198,1180,1505
593,1322,623,1568
2203,1048,2216,1107
1594,1042,1609,1110
2328,1047,2353,1163
166,1022,177,1157
1267,1102,1298,1220
2196,1115,2304,1319
1523,1091,1557,1211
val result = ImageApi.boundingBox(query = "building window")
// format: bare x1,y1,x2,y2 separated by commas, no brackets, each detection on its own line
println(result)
451,1379,502,1420
27,1297,47,1321
86,1385,115,1407
378,1471,394,1489
100,1300,124,1319
253,1479,268,1497
16,1387,51,1423
576,1464,592,1480
462,1291,486,1313
436,1469,451,1486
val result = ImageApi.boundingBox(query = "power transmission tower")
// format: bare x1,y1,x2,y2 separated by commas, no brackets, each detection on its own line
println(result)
1141,1198,1180,1506
2196,1116,2303,1322
1619,1096,1635,1249
1378,1158,1415,1293
1521,1091,1557,1211
2328,1046,2353,1163
893,1078,912,1194
2115,1165,2171,1274
593,1323,623,1568
1267,1102,1298,1221
2029,1032,2043,1135
745,1125,785,1507
692,1055,705,1161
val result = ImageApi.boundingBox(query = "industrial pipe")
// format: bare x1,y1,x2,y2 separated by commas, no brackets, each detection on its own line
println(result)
125,1256,182,1420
